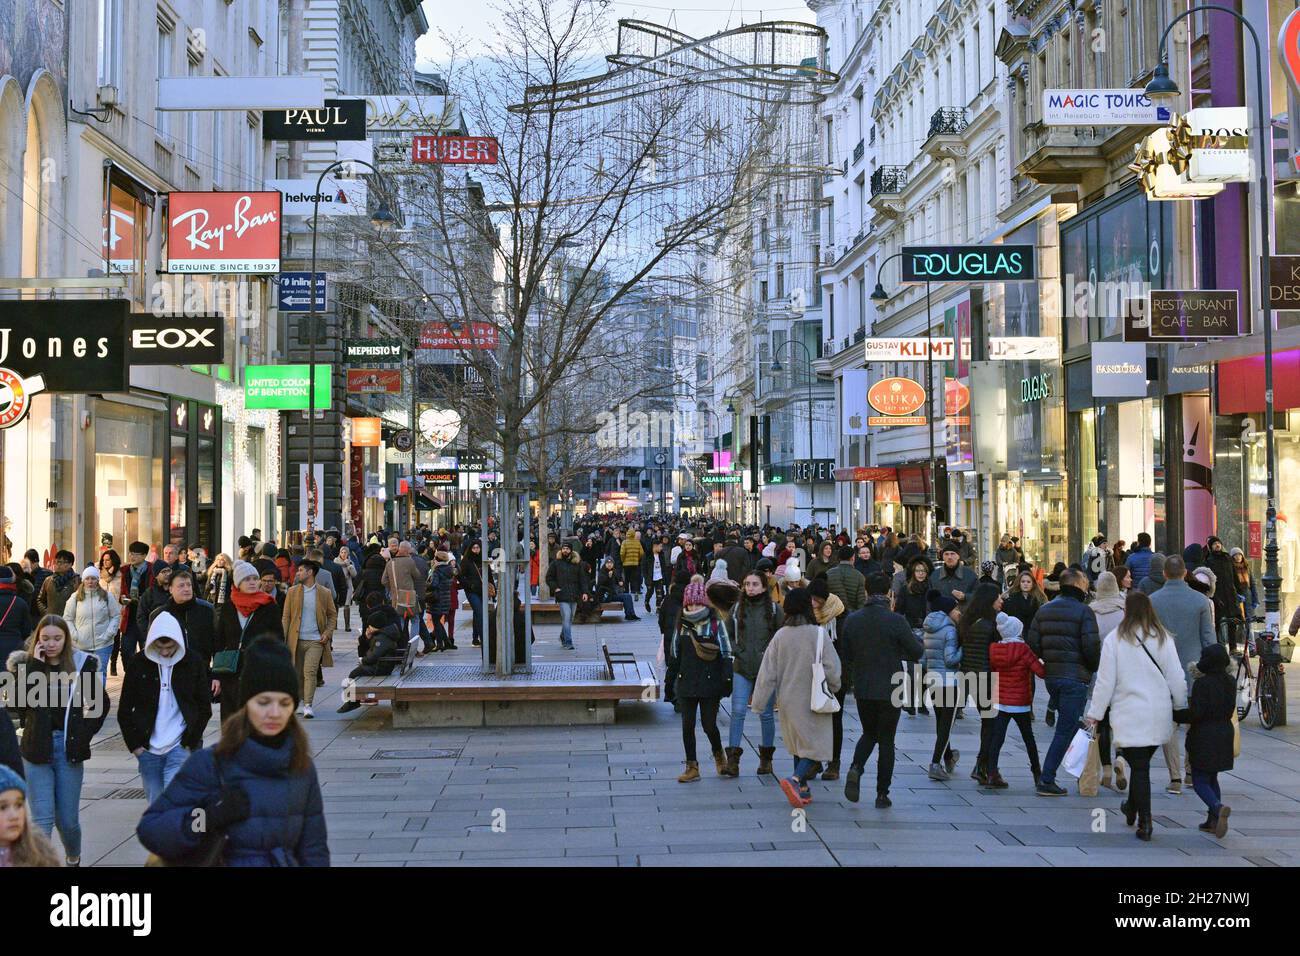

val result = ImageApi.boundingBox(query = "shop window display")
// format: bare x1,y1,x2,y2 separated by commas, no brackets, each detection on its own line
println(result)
93,400,165,557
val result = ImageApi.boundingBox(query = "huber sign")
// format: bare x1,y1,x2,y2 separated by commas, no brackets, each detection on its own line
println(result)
901,245,1035,283
410,136,499,164
1148,290,1241,340
165,192,281,273
245,364,331,410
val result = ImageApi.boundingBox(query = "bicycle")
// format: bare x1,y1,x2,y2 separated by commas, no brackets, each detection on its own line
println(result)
1235,623,1287,730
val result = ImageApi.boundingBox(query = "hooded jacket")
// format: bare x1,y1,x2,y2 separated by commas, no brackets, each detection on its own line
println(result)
425,562,455,617
1137,553,1166,595
1203,546,1240,620
989,622,1046,707
6,648,109,764
731,593,784,681
118,612,211,755
545,551,590,603
921,610,962,687
149,595,218,670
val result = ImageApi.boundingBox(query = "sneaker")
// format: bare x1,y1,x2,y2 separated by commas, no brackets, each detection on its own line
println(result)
779,777,809,808
1045,708,1056,727
302,704,315,719
844,766,862,803
65,857,80,867
296,703,306,717
874,793,892,809
928,762,951,782
1166,780,1183,795
337,701,362,714
1036,782,1067,797
1113,757,1128,792
944,749,959,775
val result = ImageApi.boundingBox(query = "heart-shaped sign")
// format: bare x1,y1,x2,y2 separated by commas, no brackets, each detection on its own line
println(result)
418,407,462,451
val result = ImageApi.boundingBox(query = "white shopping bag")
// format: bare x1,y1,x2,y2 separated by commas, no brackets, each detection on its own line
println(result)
1060,726,1094,779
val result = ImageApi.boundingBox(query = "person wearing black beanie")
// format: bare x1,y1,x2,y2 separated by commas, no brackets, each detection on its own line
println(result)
1177,642,1236,838
138,636,329,866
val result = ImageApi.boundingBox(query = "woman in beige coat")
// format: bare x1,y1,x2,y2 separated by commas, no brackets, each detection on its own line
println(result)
751,588,841,807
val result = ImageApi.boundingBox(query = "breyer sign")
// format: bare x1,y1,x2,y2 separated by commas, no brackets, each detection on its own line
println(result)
165,192,282,273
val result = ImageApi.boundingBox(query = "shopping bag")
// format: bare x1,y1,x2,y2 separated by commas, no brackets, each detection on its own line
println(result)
810,627,840,715
1076,736,1101,796
1231,708,1241,758
1060,726,1093,778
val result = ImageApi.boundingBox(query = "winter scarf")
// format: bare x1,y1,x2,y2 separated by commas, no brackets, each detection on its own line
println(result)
230,588,277,618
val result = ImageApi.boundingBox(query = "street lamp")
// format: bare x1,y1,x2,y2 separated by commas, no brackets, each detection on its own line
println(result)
873,250,939,564
770,338,817,524
306,159,399,537
1145,5,1280,642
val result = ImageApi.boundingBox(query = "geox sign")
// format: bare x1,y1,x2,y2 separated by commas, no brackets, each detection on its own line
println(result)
126,314,225,365
262,99,366,141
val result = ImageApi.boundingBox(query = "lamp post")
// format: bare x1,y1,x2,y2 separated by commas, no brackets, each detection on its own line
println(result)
1146,6,1279,646
770,338,817,526
306,159,396,538
872,250,939,564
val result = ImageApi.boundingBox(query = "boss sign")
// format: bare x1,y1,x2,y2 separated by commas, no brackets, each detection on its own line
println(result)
410,136,499,164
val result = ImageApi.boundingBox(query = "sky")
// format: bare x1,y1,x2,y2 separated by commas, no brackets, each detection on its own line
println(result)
417,0,818,70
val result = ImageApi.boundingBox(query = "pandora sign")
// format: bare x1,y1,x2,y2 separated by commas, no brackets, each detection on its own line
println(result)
165,192,282,274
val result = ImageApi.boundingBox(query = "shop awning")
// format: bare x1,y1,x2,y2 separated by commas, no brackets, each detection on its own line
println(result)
833,466,898,482
1219,347,1300,414
415,493,443,511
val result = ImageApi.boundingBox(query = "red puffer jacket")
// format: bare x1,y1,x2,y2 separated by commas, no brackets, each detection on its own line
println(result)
989,639,1046,707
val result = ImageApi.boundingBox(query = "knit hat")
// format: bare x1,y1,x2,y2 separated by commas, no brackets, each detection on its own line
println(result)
1094,570,1119,598
81,565,100,580
941,543,960,556
232,560,259,587
238,637,300,707
782,559,802,583
927,590,956,614
1207,535,1222,550
707,558,730,583
1192,566,1216,589
0,764,25,797
683,581,708,607
1230,547,1244,559
808,577,830,599
706,579,740,610
979,560,997,577
1197,642,1230,675
995,611,1023,641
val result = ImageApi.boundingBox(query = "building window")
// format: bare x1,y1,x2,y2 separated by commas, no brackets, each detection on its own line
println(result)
156,24,173,136
185,47,201,166
97,0,123,88
760,280,769,302
775,262,785,299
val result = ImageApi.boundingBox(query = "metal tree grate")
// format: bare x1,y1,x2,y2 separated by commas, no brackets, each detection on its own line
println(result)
406,663,607,683
371,748,463,760
104,788,148,800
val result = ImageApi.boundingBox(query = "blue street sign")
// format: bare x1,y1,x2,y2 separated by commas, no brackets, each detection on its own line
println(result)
278,272,329,312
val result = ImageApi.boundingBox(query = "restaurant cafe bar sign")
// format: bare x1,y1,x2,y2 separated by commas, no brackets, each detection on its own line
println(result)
901,244,1035,283
1148,290,1241,340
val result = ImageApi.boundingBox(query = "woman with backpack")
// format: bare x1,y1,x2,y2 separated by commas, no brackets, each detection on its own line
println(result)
6,615,109,866
1085,590,1188,842
725,572,784,777
751,588,841,808
669,579,732,783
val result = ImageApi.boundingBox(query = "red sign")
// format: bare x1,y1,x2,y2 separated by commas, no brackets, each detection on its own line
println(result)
832,466,899,482
945,378,971,416
419,321,500,350
165,191,282,273
1248,521,1262,559
867,377,927,427
410,136,499,165
874,481,900,504
104,190,136,274
346,369,402,394
897,465,930,498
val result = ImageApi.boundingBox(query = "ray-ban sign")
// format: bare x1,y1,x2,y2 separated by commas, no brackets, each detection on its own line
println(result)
901,244,1035,283
410,136,499,165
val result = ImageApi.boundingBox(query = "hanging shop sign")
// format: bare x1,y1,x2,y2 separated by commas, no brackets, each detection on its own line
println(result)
1269,256,1300,310
864,337,955,362
344,338,403,365
1284,9,1300,102
1090,342,1148,398
1148,290,1241,340
157,75,325,111
420,362,495,396
265,177,368,217
709,451,734,472
1020,371,1052,403
458,451,488,471
418,406,462,450
790,459,835,484
351,417,382,447
867,377,927,426
419,321,500,350
841,369,870,435
897,465,930,499
901,244,1035,283
0,300,128,392
1130,127,1226,201
832,466,898,482
1171,108,1250,184
104,193,137,274
392,429,414,452
411,135,499,164
262,99,367,141
361,94,458,133
701,473,742,484
0,368,45,429
126,313,225,365
244,363,331,410
988,336,1060,361
346,368,403,394
165,191,282,273
945,378,971,419
1042,88,1170,126
278,273,329,312
420,469,459,486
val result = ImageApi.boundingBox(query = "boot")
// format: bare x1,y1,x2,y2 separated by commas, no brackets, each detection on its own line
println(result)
971,761,988,786
721,747,742,777
820,760,841,781
1214,805,1231,839
806,761,823,780
984,771,1009,790
1100,764,1113,790
677,761,700,783
712,749,727,775
756,746,776,775
1136,812,1153,841
1198,811,1218,833
1121,799,1138,827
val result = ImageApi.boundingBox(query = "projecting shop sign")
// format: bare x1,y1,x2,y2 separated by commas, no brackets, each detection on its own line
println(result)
1042,89,1170,126
901,244,1036,283
343,338,403,365
165,192,282,273
262,99,367,141
126,313,225,365
1090,342,1148,398
0,300,128,392
277,273,329,313
1148,290,1241,340
864,337,955,362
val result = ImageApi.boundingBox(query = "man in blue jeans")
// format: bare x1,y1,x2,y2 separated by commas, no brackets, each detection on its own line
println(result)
545,543,591,650
1026,567,1102,795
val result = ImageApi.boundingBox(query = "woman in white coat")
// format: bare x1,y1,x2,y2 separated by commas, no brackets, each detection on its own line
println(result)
751,588,841,809
63,566,123,675
1085,590,1188,842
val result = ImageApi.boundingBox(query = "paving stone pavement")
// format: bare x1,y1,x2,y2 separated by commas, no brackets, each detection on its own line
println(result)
72,603,1300,866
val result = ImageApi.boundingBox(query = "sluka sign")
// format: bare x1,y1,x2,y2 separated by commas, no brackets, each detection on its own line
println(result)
165,192,281,273
244,364,331,410
901,245,1035,283
867,377,927,426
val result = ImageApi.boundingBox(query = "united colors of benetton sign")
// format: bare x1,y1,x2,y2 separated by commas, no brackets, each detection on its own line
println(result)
901,245,1035,283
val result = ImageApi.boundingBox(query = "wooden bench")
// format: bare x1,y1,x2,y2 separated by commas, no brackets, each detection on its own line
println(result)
342,640,420,707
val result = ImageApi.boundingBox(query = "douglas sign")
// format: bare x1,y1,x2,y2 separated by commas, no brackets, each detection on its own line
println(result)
901,244,1035,283
165,192,282,273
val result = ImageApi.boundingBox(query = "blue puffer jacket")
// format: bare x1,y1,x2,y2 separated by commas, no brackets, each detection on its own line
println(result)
921,611,962,687
137,736,329,867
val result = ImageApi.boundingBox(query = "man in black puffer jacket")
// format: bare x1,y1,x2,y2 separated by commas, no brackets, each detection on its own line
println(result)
1027,567,1101,796
545,544,590,650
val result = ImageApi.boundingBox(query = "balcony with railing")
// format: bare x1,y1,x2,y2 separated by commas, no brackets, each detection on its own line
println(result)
852,138,865,165
923,108,969,161
869,165,907,197
1018,121,1108,185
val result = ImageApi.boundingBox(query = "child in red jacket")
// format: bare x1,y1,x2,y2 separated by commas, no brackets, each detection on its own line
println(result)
986,612,1046,789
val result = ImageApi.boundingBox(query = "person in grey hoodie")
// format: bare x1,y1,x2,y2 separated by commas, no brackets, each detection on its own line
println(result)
1148,554,1216,793
1136,553,1166,595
